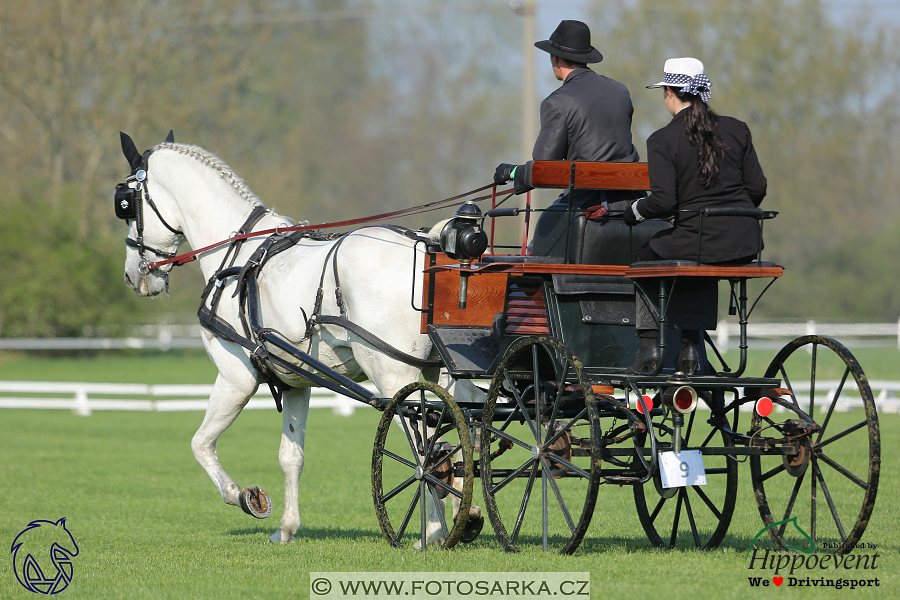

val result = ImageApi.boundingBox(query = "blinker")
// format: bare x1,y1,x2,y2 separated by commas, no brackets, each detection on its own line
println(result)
114,182,138,220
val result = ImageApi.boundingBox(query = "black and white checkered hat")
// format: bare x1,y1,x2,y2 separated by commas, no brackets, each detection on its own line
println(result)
647,57,712,102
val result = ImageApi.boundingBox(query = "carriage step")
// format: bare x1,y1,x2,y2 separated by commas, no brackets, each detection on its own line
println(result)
604,476,643,485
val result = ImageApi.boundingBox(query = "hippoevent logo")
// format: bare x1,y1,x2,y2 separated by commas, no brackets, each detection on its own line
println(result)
10,518,79,594
746,517,880,590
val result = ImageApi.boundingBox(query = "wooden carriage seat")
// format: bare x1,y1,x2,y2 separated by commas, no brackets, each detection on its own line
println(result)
625,207,784,333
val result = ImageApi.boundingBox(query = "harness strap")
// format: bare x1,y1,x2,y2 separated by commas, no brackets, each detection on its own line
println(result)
200,225,444,411
314,315,441,369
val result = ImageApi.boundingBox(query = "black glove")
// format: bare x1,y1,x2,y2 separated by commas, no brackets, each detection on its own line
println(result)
623,200,642,226
493,163,517,186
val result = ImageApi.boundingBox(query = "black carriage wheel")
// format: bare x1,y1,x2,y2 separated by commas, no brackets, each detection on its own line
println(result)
480,336,602,555
750,336,880,555
631,415,738,550
372,381,474,550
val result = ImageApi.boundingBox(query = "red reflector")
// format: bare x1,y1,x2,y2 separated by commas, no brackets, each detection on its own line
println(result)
674,388,695,411
755,397,774,417
636,395,654,414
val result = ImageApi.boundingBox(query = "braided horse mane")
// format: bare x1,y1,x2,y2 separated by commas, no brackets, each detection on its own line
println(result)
151,142,265,209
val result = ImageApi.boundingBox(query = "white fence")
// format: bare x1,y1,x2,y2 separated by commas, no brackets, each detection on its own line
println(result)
0,381,372,417
1,380,898,416
714,319,900,350
0,319,898,351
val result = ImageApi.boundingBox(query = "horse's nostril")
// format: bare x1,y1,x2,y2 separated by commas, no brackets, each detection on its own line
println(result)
124,273,133,287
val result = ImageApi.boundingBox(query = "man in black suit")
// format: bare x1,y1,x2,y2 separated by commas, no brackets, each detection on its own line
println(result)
494,20,640,209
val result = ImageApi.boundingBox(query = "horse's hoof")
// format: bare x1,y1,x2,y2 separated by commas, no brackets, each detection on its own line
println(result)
269,530,295,544
239,486,273,519
461,506,484,543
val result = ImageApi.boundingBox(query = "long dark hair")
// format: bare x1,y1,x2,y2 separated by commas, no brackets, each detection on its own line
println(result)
672,88,726,188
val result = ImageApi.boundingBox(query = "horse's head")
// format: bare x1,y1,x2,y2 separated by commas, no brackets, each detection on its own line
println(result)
117,131,185,296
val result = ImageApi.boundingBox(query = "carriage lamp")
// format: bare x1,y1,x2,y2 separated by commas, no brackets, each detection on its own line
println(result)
663,386,698,415
439,201,489,309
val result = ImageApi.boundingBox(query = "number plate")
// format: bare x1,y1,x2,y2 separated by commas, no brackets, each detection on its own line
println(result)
658,450,707,488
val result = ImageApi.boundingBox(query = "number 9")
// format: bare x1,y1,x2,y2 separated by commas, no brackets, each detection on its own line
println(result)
679,461,689,478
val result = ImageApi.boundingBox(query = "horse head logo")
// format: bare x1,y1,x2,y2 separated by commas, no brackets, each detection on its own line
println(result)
10,518,79,594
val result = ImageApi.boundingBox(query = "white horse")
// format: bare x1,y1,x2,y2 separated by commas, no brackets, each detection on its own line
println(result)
118,133,480,545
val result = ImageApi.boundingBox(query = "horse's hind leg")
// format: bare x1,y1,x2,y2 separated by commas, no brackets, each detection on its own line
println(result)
270,386,311,544
191,373,259,507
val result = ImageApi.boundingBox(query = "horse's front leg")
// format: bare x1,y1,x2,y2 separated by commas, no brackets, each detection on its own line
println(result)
191,373,259,507
270,387,311,544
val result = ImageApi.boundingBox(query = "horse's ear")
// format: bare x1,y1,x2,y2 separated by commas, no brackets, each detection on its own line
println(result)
165,130,174,143
120,132,143,172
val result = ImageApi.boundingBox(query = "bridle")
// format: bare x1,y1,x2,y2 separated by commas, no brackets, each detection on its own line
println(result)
115,151,185,287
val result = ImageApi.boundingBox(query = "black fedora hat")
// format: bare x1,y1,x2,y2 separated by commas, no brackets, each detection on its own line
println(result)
534,20,602,64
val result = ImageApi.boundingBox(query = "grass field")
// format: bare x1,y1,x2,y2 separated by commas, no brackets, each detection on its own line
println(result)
1,343,897,384
1,349,898,599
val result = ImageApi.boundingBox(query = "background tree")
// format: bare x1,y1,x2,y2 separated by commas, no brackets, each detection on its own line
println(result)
0,0,517,336
588,0,900,319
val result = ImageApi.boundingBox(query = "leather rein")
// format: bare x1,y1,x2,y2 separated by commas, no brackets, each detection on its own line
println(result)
142,182,509,272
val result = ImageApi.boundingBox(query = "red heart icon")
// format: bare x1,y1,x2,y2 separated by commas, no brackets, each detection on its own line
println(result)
773,577,783,586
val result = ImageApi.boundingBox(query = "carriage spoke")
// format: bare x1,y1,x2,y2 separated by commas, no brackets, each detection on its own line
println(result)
681,488,701,548
423,405,449,460
541,452,590,480
684,410,696,445
758,462,787,482
777,472,806,536
427,485,450,541
420,481,428,551
490,457,537,495
397,410,422,467
816,367,850,444
815,421,867,451
814,461,848,542
546,359,570,433
505,370,539,442
649,496,667,524
379,448,417,470
541,457,576,534
485,424,533,452
692,485,723,520
543,407,587,448
424,473,464,500
397,486,421,541
427,441,463,473
699,426,716,449
816,452,868,490
811,461,817,545
669,491,684,547
809,343,817,415
382,475,417,504
512,462,540,545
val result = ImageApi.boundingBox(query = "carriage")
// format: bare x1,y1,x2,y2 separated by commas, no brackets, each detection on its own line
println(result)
116,134,879,555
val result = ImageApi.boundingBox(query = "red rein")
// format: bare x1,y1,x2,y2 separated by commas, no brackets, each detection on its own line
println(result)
147,184,507,270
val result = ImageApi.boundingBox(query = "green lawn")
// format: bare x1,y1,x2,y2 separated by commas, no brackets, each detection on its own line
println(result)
1,346,897,598
1,343,896,384
1,406,897,599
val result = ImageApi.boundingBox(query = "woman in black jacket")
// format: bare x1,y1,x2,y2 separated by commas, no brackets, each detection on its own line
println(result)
624,57,767,374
